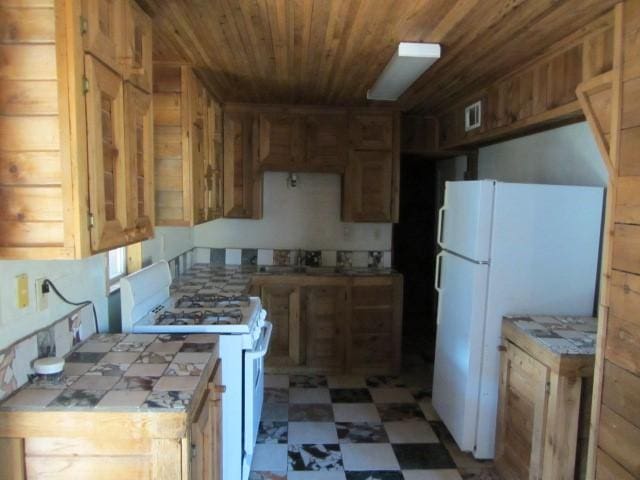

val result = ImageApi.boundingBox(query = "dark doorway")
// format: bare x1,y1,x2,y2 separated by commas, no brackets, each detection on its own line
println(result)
393,155,439,364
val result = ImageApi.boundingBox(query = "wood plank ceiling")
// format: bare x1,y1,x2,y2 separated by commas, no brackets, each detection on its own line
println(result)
143,0,618,114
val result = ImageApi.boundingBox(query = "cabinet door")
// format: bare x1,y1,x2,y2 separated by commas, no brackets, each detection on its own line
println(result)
191,360,223,480
343,150,393,222
85,55,128,252
204,97,223,220
120,0,152,92
124,83,154,239
82,0,124,74
302,286,347,370
258,113,303,169
189,74,207,224
223,111,261,218
261,285,302,367
349,279,399,372
350,113,393,150
495,342,550,480
306,113,347,170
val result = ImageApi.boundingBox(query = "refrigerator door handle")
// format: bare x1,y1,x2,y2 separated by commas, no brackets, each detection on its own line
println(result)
437,206,446,247
435,252,444,293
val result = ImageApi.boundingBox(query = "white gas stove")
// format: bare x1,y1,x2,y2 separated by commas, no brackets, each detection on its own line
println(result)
120,261,271,480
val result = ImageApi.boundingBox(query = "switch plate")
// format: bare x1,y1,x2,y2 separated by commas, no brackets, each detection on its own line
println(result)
35,278,48,311
16,274,29,308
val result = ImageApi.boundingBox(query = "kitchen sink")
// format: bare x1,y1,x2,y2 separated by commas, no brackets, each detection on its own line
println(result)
256,265,345,275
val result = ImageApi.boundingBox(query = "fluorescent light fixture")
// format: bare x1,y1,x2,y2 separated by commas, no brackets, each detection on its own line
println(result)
367,42,441,101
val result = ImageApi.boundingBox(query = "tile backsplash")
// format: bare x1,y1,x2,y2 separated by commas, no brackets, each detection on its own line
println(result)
192,247,392,268
0,305,96,401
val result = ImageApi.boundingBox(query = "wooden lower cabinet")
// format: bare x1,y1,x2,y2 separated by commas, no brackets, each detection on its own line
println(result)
0,360,224,480
495,322,594,480
348,277,403,373
301,285,348,371
256,275,403,374
260,284,303,367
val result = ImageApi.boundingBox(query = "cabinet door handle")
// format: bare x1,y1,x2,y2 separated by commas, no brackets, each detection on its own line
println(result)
497,345,507,352
208,383,226,393
191,444,197,459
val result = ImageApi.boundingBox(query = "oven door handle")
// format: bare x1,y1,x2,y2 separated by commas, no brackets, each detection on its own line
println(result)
245,321,273,360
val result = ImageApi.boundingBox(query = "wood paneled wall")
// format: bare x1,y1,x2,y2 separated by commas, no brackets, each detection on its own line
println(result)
435,12,615,150
579,1,640,478
0,1,74,257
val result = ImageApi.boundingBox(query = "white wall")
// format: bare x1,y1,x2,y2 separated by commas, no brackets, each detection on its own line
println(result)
141,226,194,264
477,122,607,186
0,255,109,350
194,172,393,250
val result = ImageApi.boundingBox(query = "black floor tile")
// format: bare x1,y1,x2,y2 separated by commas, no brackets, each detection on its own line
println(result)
289,403,334,421
377,403,425,422
336,422,389,443
345,471,403,480
287,444,343,471
392,443,456,469
330,388,373,403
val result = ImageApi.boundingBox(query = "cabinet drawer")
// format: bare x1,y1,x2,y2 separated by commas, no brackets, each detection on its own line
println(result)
351,308,393,334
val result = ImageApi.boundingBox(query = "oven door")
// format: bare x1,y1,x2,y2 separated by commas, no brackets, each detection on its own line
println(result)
243,313,272,454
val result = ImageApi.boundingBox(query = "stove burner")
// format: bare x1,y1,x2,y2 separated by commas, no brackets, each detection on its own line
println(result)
174,294,250,309
156,308,243,326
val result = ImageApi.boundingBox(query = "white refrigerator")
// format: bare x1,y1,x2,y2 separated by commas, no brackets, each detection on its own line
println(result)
432,180,603,459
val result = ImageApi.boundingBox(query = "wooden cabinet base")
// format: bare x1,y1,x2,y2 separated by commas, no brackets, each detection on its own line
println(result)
0,360,223,480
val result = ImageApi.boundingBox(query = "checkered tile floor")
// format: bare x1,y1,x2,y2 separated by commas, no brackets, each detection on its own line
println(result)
250,374,499,480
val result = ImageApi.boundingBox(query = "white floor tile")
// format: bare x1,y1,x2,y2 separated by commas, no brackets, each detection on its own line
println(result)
419,399,441,421
333,403,380,422
384,420,439,443
251,444,288,471
288,422,339,444
265,374,289,389
289,387,331,404
340,443,400,471
369,387,416,404
401,470,462,480
327,375,367,388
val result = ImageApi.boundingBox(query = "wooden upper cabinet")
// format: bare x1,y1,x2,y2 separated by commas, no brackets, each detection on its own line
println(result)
85,54,128,252
119,0,152,93
0,1,154,259
223,110,262,219
81,0,124,74
124,83,154,238
256,110,347,172
153,66,221,226
306,113,348,170
350,113,393,150
258,113,304,169
343,150,393,222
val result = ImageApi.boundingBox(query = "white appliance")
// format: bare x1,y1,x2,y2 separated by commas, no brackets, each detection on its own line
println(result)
121,261,272,480
433,180,603,459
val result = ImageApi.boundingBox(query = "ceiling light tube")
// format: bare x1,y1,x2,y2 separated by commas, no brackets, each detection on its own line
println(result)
367,42,441,101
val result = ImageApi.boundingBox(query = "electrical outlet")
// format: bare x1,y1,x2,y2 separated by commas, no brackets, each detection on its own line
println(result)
35,278,48,311
16,274,28,308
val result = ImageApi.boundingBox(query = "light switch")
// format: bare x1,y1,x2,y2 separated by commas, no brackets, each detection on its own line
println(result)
16,274,29,308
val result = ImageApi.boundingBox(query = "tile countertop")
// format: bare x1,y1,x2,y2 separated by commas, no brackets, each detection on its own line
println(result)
170,263,399,295
0,333,218,412
503,315,597,356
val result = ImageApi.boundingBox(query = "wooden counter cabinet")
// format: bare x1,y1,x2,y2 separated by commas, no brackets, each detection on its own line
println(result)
254,274,403,375
495,317,595,480
0,359,224,480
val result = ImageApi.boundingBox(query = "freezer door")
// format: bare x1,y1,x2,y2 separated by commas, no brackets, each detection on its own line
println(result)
432,251,489,452
438,180,494,262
